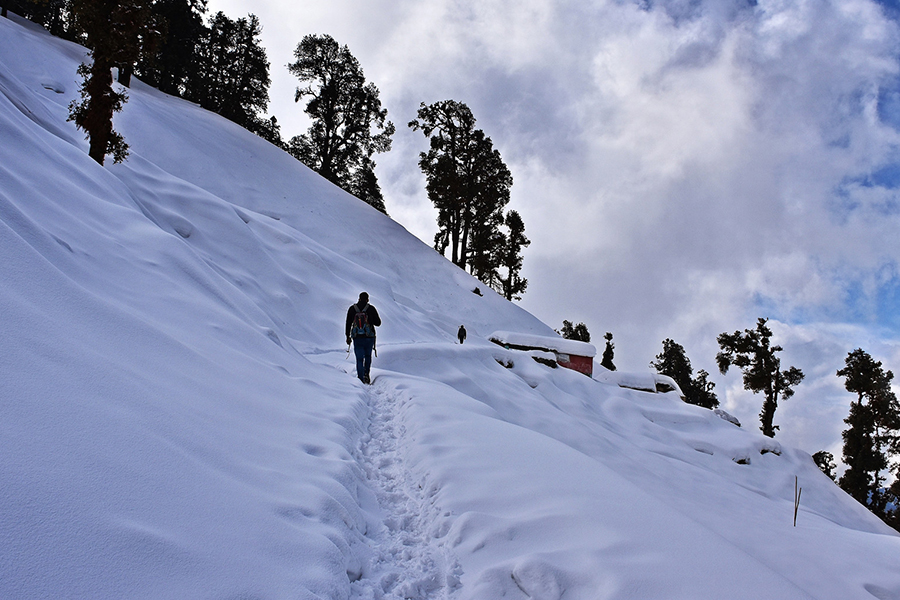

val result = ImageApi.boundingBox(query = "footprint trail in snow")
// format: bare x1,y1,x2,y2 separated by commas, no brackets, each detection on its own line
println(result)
350,380,463,600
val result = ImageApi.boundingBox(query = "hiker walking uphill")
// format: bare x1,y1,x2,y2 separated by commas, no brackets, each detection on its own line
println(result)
346,292,381,384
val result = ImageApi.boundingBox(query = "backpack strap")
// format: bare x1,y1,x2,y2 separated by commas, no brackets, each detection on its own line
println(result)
351,304,375,338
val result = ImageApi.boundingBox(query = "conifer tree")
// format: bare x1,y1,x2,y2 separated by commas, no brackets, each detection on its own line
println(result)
134,0,207,97
5,0,68,36
188,12,271,135
716,318,804,437
287,34,394,213
256,115,284,148
601,332,616,371
652,338,692,391
67,0,154,164
68,61,129,164
651,338,719,408
346,158,386,214
468,225,505,293
410,100,476,265
494,209,529,301
812,451,837,481
410,100,514,278
836,349,900,518
694,369,718,407
467,141,513,280
560,320,590,342
187,11,233,107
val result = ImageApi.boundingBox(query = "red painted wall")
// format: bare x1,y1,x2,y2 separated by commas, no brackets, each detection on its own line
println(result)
557,353,593,377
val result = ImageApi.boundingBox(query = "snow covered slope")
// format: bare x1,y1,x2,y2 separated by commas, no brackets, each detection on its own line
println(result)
1,15,899,600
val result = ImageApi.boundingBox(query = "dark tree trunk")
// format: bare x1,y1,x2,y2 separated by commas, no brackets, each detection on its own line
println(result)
118,65,132,88
85,61,115,165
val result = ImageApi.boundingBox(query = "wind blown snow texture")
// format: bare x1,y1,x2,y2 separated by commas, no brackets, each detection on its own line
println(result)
1,14,900,600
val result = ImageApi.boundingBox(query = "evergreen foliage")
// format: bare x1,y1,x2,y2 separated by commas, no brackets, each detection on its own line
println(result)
812,450,837,481
716,318,804,438
68,60,128,164
411,101,496,266
287,34,394,214
67,0,155,164
410,100,522,297
410,99,480,267
692,369,718,408
495,209,529,301
134,0,207,97
559,320,590,342
3,0,69,36
345,157,386,213
651,338,719,408
255,115,284,148
188,12,271,135
466,143,513,284
601,332,616,371
10,3,281,147
836,349,900,519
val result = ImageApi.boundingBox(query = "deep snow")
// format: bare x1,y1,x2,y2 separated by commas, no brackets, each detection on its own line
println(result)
2,14,900,600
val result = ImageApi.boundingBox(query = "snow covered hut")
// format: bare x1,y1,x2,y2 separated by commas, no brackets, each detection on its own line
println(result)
489,331,597,376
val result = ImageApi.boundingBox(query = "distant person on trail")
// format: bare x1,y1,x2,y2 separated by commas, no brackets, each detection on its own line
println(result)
458,325,467,344
346,292,381,384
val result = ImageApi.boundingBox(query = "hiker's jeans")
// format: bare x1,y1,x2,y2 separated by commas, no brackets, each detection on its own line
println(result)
353,336,375,381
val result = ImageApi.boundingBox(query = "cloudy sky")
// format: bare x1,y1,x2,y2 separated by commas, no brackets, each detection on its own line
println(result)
207,0,900,460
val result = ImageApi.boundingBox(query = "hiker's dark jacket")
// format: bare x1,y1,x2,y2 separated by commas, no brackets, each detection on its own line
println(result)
345,303,381,339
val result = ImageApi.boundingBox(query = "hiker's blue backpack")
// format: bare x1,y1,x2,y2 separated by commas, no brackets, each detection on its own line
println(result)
351,306,374,338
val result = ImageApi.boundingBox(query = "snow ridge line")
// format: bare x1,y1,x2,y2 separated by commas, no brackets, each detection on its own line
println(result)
350,379,462,600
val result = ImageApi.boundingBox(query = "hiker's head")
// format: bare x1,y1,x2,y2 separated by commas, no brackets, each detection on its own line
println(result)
358,292,369,304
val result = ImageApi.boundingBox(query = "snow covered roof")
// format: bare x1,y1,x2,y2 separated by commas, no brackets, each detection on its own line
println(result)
489,330,597,358
610,372,685,397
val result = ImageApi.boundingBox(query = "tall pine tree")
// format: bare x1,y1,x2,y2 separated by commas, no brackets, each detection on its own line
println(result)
467,137,512,282
134,0,207,97
67,0,155,164
410,100,481,266
601,332,616,371
4,0,69,36
813,451,837,480
287,34,394,213
559,320,590,342
496,210,529,300
410,100,515,283
836,348,900,519
651,338,719,408
716,318,804,437
188,12,271,135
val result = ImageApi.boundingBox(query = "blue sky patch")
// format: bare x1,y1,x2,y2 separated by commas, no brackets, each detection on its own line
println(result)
751,268,900,336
